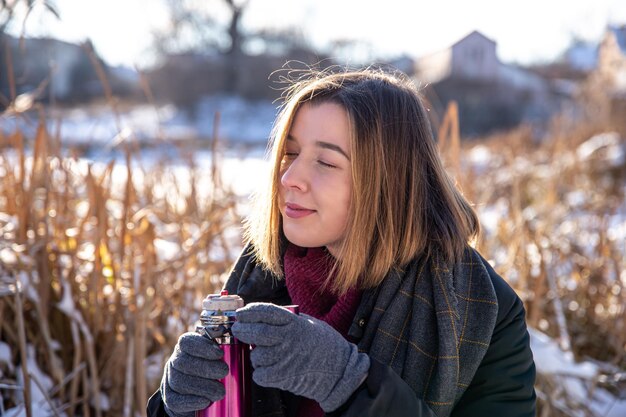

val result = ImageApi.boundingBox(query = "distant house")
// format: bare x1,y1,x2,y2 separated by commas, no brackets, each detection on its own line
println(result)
528,40,596,93
0,35,137,105
1,36,85,100
415,30,547,93
596,24,626,95
413,30,554,136
416,31,499,83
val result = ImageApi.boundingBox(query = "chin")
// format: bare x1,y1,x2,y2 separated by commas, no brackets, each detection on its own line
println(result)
283,230,318,249
285,236,314,248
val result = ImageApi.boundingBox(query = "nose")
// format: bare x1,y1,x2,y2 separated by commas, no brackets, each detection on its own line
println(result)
280,158,308,192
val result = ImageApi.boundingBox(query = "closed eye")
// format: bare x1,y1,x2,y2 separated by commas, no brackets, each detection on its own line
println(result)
317,160,336,168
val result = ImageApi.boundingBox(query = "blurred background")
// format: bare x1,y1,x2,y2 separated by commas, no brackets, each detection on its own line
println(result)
0,1,625,416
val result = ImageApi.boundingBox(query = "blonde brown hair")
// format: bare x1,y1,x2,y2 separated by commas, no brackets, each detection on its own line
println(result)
244,68,479,294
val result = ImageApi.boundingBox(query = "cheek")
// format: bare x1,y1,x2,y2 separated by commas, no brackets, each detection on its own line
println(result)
335,179,352,223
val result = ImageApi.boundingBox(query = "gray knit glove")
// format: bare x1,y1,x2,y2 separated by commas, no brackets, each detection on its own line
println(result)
231,303,370,412
160,332,229,417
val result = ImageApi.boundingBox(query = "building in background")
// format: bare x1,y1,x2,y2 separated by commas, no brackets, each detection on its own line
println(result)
0,35,140,107
414,31,563,137
415,31,499,83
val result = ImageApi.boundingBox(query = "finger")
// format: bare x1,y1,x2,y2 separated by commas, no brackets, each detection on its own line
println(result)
171,352,229,380
231,322,286,346
251,366,292,391
162,383,215,412
235,303,295,325
166,362,226,402
299,313,345,339
177,332,224,360
250,346,281,368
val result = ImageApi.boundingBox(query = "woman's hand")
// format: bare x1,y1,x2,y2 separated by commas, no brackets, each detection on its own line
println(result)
232,302,370,412
160,332,229,417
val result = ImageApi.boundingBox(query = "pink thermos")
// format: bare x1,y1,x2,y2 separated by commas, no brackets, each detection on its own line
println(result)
195,291,251,417
195,291,299,417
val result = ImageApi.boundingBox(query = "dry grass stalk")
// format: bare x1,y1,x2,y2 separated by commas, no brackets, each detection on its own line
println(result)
437,101,463,186
0,114,241,415
14,279,32,417
436,104,626,415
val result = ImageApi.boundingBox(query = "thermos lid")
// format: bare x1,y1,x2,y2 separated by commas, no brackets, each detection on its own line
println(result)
202,290,244,311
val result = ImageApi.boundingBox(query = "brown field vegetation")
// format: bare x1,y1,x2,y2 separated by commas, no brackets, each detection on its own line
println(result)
0,96,624,416
438,101,626,416
0,124,241,416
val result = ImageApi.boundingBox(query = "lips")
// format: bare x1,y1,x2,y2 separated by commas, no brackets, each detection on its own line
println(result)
284,202,316,219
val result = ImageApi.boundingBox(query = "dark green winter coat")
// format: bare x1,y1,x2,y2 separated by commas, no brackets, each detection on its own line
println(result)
148,247,536,417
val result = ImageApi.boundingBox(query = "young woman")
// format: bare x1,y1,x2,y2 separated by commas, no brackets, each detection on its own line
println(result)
148,69,536,417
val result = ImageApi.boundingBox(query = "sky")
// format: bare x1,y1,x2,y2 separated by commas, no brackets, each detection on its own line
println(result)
6,0,626,69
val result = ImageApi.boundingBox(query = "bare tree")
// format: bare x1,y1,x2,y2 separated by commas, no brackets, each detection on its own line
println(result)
153,0,249,57
223,0,248,56
152,0,320,95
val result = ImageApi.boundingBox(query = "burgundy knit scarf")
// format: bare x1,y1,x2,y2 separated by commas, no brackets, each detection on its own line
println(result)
283,244,362,417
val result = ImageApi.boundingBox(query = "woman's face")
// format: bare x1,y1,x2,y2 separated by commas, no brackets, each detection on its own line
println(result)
279,102,353,258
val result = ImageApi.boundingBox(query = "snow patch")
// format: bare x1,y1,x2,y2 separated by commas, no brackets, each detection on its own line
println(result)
0,341,13,372
154,239,181,262
530,328,626,416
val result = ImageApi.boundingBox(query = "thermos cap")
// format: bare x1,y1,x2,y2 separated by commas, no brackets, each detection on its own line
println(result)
202,290,244,311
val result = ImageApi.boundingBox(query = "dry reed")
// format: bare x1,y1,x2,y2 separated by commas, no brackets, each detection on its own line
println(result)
438,101,626,415
0,115,241,415
0,91,623,417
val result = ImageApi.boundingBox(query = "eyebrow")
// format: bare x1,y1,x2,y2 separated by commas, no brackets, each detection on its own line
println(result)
287,134,350,160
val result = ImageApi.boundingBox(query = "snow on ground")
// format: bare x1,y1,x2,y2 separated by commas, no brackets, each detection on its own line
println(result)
3,346,61,417
530,328,626,417
195,95,279,144
81,147,271,216
0,342,12,372
1,95,278,147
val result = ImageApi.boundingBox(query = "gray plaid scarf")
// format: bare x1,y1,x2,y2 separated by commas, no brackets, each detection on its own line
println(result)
224,245,498,417
348,247,498,416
